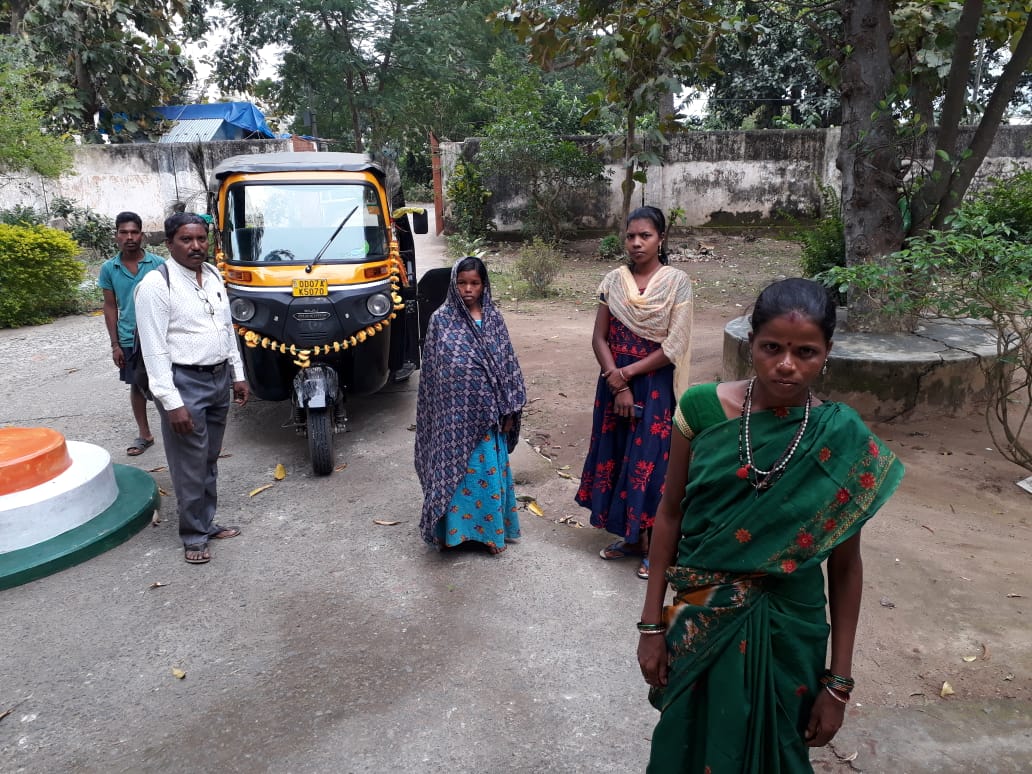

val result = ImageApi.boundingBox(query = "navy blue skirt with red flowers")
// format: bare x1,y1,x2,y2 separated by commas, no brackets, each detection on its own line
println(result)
576,316,674,542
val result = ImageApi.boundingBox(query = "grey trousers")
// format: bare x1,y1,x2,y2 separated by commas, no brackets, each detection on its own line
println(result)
156,365,231,548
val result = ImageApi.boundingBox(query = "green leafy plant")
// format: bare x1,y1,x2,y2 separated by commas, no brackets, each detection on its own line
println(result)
403,182,433,203
49,197,116,257
965,167,1032,241
514,238,562,297
0,205,45,226
446,160,491,239
820,207,1032,472
0,224,84,327
598,234,621,260
799,186,845,278
445,234,489,261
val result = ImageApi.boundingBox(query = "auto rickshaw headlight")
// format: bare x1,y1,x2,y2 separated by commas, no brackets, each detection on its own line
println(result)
231,297,256,323
366,293,391,317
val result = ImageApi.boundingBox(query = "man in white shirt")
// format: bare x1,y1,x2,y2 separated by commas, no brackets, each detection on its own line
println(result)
135,213,250,564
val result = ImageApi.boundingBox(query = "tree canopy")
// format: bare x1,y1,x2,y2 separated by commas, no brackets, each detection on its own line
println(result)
3,0,206,137
0,41,71,179
211,0,525,152
497,0,721,225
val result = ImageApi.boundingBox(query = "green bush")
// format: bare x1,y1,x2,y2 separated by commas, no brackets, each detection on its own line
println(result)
0,205,45,227
445,234,488,261
966,168,1032,240
820,207,1032,471
598,234,621,260
799,215,845,277
50,196,116,257
403,181,433,203
0,224,84,327
446,160,491,239
515,238,562,297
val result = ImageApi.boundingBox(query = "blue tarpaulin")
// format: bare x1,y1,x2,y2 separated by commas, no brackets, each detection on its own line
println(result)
154,102,276,139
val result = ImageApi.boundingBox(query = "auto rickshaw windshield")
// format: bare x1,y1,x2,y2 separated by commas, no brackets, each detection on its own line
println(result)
223,182,388,264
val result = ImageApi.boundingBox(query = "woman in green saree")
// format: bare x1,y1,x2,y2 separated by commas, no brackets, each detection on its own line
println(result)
637,278,904,773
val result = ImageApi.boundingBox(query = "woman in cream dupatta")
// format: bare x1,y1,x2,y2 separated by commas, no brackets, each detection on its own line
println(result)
576,206,694,579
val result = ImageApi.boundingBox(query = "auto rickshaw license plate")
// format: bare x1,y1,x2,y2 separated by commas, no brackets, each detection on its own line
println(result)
292,279,328,297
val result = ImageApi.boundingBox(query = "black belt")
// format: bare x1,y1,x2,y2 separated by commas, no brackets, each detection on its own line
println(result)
173,361,228,373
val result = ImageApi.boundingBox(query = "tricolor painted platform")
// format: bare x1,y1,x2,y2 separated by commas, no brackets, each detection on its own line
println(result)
0,427,159,591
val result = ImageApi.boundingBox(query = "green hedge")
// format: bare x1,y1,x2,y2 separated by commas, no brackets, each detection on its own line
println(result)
0,224,83,327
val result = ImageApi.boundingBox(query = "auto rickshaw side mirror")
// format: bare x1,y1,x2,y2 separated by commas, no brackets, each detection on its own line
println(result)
392,207,429,235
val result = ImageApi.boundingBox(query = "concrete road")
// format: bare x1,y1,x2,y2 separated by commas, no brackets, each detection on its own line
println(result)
2,227,1030,773
0,229,654,774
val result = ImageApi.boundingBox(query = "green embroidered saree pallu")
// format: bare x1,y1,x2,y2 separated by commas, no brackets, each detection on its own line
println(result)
648,386,904,773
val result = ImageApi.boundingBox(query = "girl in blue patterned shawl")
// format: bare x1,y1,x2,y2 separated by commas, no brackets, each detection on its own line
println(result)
415,257,527,553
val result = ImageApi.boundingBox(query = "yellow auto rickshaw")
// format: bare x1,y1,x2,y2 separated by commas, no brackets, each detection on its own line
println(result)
208,151,434,474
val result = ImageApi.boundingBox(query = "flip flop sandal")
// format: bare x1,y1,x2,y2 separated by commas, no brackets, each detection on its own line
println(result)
184,544,211,564
599,540,644,560
211,525,241,539
126,437,155,457
636,558,650,580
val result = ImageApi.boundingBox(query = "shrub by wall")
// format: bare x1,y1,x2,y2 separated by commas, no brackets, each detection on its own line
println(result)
0,224,83,327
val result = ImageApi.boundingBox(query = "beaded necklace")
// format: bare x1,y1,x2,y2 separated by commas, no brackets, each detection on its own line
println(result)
736,377,812,492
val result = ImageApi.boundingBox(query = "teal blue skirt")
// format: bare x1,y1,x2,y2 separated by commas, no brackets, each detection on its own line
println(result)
439,428,521,551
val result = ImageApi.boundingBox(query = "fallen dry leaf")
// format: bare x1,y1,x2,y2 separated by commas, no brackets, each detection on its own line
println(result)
557,471,573,479
920,524,934,534
981,643,990,661
172,667,186,680
158,487,169,497
249,483,274,497
373,519,402,526
148,466,166,473
0,708,11,723
407,424,416,431
334,463,348,471
940,681,955,698
962,655,977,662
273,463,287,481
1004,674,1015,681
879,597,895,608
148,582,167,589
218,453,232,459
527,500,544,517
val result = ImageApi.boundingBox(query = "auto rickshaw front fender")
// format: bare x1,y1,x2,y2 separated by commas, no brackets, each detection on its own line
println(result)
293,364,339,410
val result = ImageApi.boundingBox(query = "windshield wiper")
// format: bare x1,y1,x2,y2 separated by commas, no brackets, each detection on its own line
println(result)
305,205,359,273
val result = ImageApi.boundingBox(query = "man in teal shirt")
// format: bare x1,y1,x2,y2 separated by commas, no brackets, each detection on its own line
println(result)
98,212,165,456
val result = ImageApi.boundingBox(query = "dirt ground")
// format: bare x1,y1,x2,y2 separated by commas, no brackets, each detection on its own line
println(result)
487,232,1032,713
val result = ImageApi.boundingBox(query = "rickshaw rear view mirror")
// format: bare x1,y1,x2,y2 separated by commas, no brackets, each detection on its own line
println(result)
411,210,429,234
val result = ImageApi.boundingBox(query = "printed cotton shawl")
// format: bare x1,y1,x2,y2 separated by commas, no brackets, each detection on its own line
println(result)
415,262,526,546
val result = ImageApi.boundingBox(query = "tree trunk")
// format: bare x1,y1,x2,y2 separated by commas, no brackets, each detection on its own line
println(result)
620,105,638,232
838,0,904,332
6,0,28,34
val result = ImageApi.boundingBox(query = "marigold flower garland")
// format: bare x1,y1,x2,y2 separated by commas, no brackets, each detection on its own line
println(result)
222,256,407,369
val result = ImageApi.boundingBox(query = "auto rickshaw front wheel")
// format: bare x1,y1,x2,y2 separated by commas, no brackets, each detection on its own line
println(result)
307,407,334,475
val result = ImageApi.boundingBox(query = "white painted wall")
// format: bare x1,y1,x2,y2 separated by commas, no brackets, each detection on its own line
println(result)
442,125,1032,232
0,138,292,233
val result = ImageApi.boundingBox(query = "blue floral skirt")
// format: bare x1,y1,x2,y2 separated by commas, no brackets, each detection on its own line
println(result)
439,428,521,550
